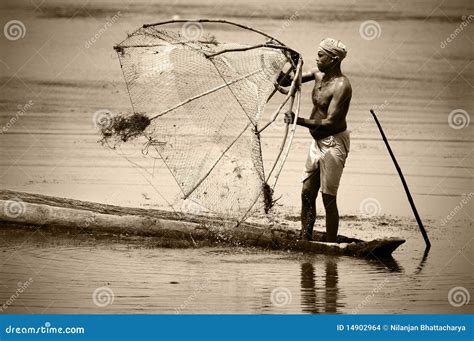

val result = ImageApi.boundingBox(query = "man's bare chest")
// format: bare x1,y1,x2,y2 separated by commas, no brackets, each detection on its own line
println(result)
311,81,333,112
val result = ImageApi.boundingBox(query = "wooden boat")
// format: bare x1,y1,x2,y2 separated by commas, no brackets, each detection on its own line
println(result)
0,190,405,258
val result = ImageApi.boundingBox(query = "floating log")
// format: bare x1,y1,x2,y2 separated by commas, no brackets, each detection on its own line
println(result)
0,190,404,258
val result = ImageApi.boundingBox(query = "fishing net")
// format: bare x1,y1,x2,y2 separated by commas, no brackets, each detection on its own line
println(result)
100,20,302,223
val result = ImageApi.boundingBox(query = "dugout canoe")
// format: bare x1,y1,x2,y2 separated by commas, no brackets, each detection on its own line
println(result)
0,190,405,258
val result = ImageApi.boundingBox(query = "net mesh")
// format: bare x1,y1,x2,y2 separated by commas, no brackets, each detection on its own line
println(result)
101,21,297,222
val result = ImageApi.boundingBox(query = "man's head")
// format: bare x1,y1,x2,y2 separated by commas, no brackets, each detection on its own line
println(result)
316,38,347,72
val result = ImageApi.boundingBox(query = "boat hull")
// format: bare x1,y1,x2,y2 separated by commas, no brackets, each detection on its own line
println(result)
0,190,405,258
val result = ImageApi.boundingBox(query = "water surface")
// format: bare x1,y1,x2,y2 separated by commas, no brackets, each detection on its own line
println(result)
1,222,471,314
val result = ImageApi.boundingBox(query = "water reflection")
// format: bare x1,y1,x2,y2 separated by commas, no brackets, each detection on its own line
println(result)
300,256,405,314
300,259,341,314
367,256,403,273
414,248,430,275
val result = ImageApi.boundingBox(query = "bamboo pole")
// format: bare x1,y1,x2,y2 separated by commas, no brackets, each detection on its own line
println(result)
370,109,431,249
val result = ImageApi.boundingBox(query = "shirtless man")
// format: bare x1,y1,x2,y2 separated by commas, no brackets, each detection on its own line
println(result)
284,38,352,242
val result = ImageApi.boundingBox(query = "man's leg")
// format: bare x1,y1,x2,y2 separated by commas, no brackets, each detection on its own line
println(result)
322,193,338,242
300,170,320,240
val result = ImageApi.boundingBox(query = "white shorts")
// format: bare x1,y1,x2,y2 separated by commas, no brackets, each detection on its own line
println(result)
301,130,350,196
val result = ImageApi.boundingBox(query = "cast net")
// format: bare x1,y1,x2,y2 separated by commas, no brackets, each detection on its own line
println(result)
100,20,302,223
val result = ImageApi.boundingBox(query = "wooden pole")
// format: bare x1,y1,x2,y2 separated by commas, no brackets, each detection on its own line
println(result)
370,109,431,250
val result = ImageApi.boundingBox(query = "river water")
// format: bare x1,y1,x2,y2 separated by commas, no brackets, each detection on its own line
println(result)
0,220,471,314
0,0,472,315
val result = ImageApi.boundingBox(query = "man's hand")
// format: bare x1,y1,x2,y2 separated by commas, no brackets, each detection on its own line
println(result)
284,111,295,124
276,70,294,87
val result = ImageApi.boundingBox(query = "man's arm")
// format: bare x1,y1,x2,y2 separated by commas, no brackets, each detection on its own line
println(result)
301,69,317,83
295,79,351,133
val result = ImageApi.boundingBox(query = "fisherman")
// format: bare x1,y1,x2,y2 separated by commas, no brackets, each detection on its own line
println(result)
283,38,351,242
